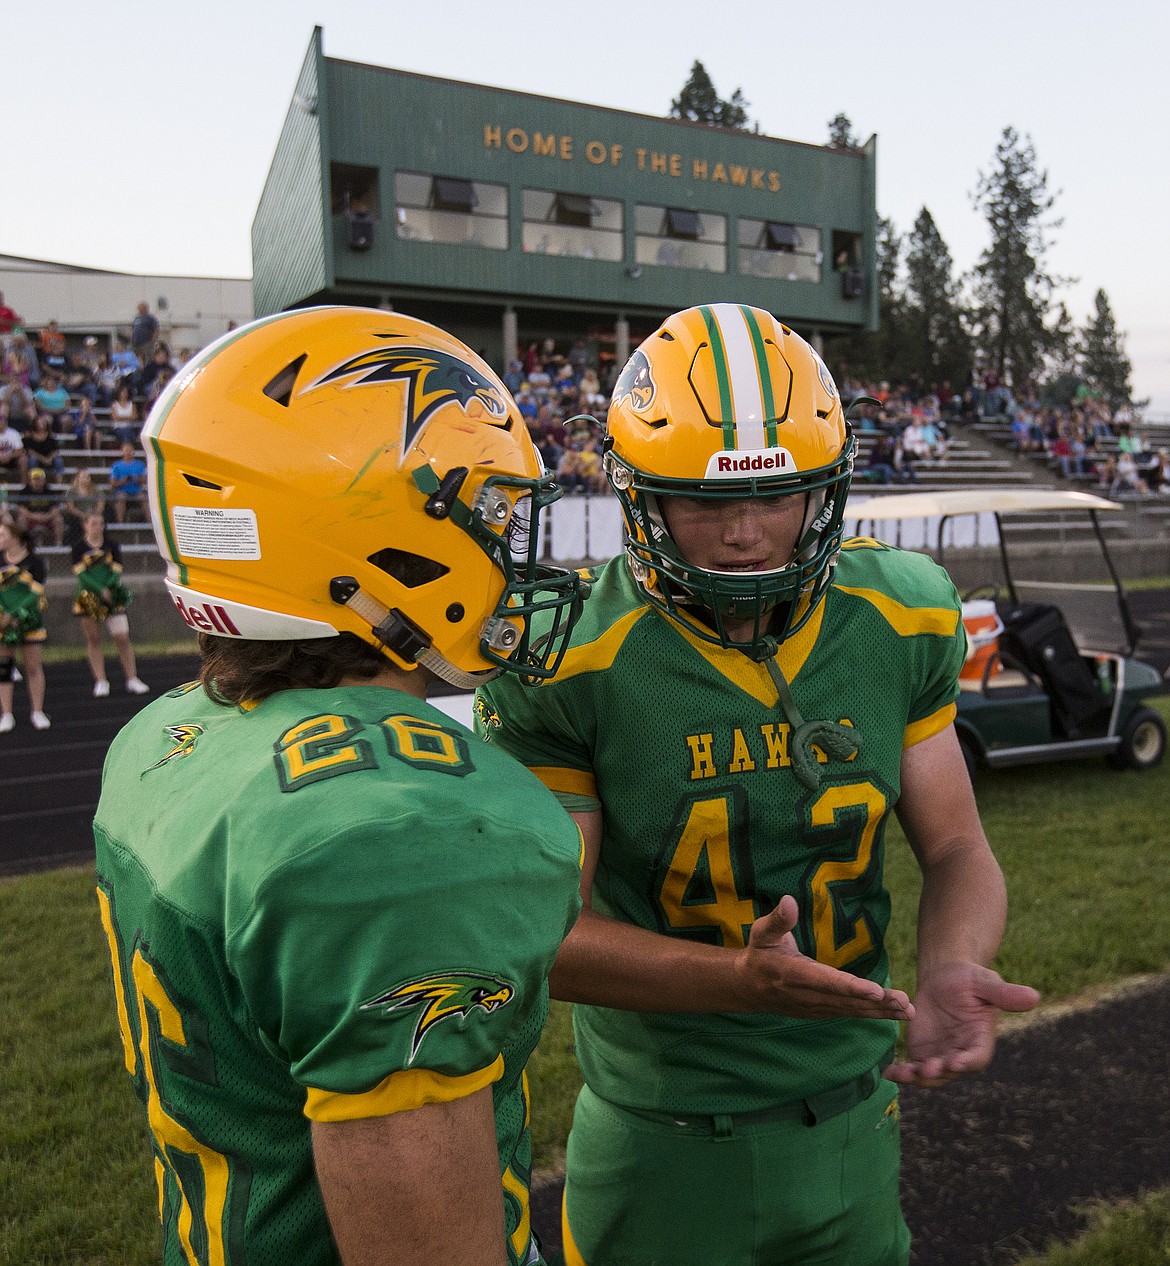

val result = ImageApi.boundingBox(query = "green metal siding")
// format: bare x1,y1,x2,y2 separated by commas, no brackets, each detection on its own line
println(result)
251,29,330,317
255,33,876,334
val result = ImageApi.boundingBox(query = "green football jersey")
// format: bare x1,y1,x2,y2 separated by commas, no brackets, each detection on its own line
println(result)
95,681,582,1266
478,539,965,1116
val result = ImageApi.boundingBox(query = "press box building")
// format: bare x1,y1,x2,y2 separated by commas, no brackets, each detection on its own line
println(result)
253,28,878,374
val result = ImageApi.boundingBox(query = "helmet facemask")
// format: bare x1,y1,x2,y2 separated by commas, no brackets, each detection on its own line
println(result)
607,436,854,660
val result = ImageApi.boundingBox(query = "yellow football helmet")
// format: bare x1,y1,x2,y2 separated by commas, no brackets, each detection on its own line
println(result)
143,307,587,686
604,304,853,658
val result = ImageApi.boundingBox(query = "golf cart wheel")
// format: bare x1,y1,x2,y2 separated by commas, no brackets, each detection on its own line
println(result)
1107,707,1167,771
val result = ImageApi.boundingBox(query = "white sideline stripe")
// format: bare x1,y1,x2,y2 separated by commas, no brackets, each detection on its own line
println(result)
709,303,766,450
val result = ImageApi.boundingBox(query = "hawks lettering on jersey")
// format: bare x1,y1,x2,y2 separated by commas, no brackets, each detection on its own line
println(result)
478,540,964,1116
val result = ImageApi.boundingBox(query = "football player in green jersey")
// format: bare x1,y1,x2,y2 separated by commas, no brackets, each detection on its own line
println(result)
94,308,590,1265
477,305,1039,1266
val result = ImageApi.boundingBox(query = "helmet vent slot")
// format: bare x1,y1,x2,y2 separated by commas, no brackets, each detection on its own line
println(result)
367,547,450,589
262,354,308,407
816,409,831,419
183,473,223,490
658,330,675,342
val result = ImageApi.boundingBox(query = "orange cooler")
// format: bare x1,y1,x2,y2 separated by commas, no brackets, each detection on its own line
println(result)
960,599,1004,681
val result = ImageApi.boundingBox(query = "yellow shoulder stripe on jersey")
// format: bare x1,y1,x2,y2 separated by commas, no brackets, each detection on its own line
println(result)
840,536,890,550
668,596,827,706
530,765,598,801
834,584,960,638
903,702,957,749
551,606,652,681
302,1053,505,1122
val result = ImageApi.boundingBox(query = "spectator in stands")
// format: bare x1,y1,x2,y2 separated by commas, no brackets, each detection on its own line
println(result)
863,432,914,484
23,414,64,481
38,321,67,377
64,351,98,405
33,374,72,428
72,511,149,698
1,374,37,432
63,468,105,547
0,515,50,732
900,416,932,462
139,342,173,401
130,301,160,367
1147,449,1169,495
109,441,147,523
15,466,65,545
109,383,139,444
0,292,21,339
70,396,102,451
6,332,40,387
109,337,139,385
0,404,27,484
502,358,524,395
1111,450,1148,498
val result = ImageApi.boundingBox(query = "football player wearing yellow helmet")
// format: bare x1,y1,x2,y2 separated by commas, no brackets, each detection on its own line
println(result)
478,304,1038,1265
95,308,587,1266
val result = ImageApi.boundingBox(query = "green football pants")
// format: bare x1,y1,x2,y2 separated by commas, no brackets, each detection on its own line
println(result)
561,1080,909,1266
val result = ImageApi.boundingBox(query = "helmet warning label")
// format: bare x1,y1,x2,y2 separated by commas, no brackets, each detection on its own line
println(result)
704,448,797,478
172,507,261,560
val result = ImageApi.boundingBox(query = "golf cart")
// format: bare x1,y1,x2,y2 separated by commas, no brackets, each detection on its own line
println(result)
847,489,1167,776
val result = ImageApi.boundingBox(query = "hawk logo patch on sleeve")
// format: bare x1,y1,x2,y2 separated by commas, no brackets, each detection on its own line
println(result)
360,972,515,1064
473,694,502,738
142,724,204,775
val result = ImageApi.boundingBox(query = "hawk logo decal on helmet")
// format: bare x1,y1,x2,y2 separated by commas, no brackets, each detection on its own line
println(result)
360,971,515,1064
315,342,509,454
611,349,657,414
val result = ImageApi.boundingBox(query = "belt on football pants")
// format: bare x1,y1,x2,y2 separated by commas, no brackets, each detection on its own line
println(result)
625,1051,894,1133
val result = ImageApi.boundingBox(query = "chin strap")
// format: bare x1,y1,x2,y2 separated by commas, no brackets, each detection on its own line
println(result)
330,576,502,691
760,645,863,791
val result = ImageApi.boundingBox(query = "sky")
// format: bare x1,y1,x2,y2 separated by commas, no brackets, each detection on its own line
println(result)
5,0,1169,412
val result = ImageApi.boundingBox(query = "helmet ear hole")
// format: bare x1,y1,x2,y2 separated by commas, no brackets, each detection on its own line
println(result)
367,547,450,589
262,355,308,407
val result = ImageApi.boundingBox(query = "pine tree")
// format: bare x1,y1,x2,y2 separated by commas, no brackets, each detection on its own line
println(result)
1079,289,1133,408
904,208,971,389
970,127,1065,387
827,113,859,149
670,61,753,130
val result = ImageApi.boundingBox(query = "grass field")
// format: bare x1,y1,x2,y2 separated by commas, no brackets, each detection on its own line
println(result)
2,696,1167,1265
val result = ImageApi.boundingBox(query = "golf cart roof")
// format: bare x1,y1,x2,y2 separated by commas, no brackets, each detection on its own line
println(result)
847,488,1123,520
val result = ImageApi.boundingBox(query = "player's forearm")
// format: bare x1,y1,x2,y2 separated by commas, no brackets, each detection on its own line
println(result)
915,842,1007,978
548,906,751,1012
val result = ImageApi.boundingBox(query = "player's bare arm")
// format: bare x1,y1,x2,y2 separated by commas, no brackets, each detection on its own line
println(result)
886,724,1040,1085
312,1087,509,1266
547,809,914,1022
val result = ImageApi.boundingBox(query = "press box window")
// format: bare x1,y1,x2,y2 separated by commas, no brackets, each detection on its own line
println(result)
331,163,380,217
738,219,821,283
394,171,508,250
634,204,727,272
522,189,623,262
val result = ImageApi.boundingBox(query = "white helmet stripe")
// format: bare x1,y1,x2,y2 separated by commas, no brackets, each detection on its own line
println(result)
708,303,767,451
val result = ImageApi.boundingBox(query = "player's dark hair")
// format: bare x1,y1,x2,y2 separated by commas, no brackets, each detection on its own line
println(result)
196,632,387,705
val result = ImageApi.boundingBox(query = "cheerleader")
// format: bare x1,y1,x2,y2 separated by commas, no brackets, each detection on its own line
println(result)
72,512,148,698
0,516,50,731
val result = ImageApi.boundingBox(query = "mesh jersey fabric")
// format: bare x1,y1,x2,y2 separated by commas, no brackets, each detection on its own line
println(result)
478,539,964,1115
95,680,582,1266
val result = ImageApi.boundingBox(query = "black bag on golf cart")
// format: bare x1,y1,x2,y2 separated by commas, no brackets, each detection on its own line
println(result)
997,603,1110,738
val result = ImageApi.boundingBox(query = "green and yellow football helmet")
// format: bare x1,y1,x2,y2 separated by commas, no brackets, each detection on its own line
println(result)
604,304,854,658
143,306,587,686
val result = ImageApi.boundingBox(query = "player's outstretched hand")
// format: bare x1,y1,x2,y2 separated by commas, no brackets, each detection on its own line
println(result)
885,960,1040,1086
734,895,915,1021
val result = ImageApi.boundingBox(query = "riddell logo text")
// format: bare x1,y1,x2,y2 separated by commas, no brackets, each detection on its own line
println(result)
717,453,788,472
172,595,243,636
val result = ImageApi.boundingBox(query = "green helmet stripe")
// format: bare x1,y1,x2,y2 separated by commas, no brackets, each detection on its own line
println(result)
699,305,736,449
739,305,780,447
